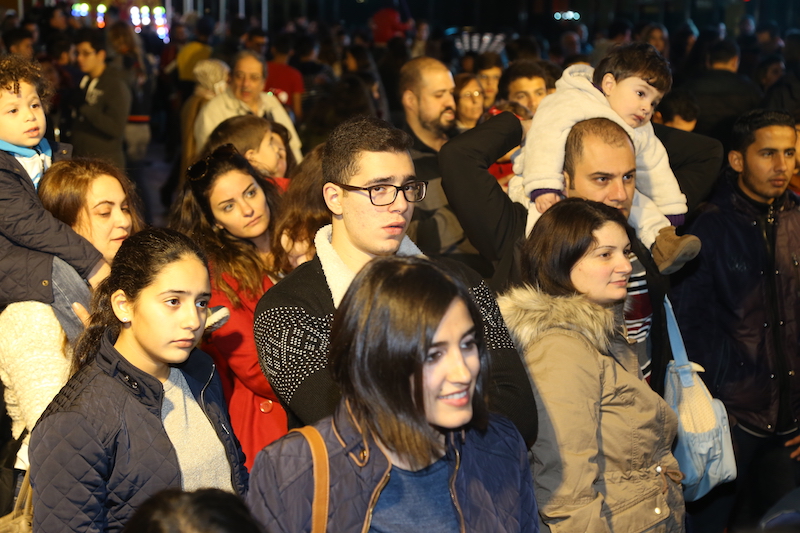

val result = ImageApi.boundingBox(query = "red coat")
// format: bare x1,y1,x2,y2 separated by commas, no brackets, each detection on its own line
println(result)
202,271,287,470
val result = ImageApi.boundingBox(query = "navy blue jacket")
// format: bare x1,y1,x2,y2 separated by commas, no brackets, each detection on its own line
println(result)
247,403,538,533
30,330,248,533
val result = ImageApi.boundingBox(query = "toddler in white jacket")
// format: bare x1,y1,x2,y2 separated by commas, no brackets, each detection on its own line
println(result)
518,42,700,274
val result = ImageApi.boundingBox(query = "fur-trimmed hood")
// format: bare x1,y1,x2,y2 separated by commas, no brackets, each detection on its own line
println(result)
498,284,617,355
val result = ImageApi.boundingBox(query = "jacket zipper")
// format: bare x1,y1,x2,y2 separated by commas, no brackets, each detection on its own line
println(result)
448,447,466,533
361,461,392,533
762,207,790,431
197,364,238,492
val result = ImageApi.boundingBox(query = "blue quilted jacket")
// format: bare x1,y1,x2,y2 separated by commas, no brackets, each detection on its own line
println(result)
247,403,538,533
30,330,248,533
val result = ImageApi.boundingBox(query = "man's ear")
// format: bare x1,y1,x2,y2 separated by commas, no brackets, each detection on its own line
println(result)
728,150,745,173
401,89,416,112
562,171,573,195
110,289,131,323
652,111,664,124
601,73,617,96
323,182,343,216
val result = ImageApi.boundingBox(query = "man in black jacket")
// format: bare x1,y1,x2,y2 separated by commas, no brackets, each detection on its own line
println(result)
254,115,538,445
672,109,800,532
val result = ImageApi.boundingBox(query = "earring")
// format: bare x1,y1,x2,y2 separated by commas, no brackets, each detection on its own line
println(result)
121,317,129,323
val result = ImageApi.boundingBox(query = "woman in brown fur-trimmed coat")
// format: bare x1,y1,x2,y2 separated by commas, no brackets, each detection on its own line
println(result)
498,199,685,533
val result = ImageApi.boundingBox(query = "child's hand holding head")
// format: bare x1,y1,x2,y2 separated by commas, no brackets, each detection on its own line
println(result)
0,55,50,148
592,42,672,130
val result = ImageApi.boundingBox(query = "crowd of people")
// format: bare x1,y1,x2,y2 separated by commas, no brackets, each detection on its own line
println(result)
0,2,798,532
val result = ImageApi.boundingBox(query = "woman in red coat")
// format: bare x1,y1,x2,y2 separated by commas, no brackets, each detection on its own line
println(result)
170,143,287,469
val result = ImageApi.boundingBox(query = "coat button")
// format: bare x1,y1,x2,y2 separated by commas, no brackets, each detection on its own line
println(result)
790,371,796,376
656,465,662,473
259,399,273,413
764,322,769,328
771,374,776,379
655,507,662,515
42,280,49,286
767,424,773,429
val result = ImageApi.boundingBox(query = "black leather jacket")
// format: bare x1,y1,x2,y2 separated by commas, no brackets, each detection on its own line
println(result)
673,173,800,433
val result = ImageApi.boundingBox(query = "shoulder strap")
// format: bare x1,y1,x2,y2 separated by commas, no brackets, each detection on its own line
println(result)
664,296,694,387
291,427,329,533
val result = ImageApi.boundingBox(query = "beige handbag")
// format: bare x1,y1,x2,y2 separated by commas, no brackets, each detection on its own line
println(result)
0,470,32,533
291,427,329,533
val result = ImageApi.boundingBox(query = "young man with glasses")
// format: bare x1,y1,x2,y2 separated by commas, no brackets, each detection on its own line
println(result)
253,116,537,445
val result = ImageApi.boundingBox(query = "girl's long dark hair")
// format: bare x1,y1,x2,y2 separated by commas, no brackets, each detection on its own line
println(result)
73,228,207,374
329,256,490,469
169,145,281,308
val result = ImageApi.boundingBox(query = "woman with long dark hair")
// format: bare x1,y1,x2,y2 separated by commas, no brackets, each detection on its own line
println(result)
499,199,685,532
30,228,248,532
247,256,537,532
170,144,287,469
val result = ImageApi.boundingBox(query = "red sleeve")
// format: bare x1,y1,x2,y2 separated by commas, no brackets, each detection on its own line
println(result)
202,274,277,401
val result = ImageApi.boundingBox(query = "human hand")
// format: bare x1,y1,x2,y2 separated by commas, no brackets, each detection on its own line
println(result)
535,192,561,213
785,434,800,460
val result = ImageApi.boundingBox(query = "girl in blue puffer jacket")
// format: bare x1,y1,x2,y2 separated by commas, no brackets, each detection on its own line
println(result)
247,256,538,533
29,228,248,533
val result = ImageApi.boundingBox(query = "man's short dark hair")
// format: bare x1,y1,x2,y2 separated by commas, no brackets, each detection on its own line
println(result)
272,33,294,55
657,89,699,123
563,118,633,180
731,109,795,154
536,59,562,90
592,41,672,94
322,115,413,185
46,35,72,60
475,51,504,72
505,36,540,62
497,59,548,100
295,35,318,58
74,27,105,53
398,56,447,97
708,39,739,65
2,28,33,51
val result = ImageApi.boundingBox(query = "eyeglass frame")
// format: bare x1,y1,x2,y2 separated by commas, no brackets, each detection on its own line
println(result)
459,90,484,101
337,180,429,206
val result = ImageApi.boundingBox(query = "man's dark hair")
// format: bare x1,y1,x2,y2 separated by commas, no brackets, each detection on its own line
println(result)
272,33,294,55
731,109,795,154
2,28,33,51
593,41,672,94
46,35,72,60
73,27,105,53
536,59,562,90
563,118,633,180
657,89,699,123
708,39,739,65
322,115,412,185
398,56,447,96
0,54,53,110
505,36,540,62
475,51,504,72
295,35,318,58
756,20,779,39
497,59,548,100
608,18,633,40
195,16,215,38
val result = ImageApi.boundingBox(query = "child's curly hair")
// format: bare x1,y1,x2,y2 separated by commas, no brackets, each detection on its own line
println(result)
0,55,53,111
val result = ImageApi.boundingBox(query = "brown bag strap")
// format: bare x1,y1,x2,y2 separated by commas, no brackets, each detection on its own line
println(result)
291,427,329,533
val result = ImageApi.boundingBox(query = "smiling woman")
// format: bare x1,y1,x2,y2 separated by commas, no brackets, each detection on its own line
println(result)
247,256,537,532
498,199,686,533
170,144,287,470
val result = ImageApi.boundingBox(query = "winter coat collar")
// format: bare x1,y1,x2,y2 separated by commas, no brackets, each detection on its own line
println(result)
313,224,423,308
499,285,615,353
94,329,215,413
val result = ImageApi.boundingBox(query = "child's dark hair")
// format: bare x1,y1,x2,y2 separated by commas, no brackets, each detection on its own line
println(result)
73,228,207,374
2,27,32,51
657,89,699,123
0,55,53,110
592,42,672,94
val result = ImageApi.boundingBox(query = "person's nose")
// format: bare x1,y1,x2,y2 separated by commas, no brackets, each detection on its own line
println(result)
183,303,203,332
241,198,256,216
446,349,473,385
115,207,132,232
616,253,633,277
608,178,628,204
389,187,410,213
775,152,790,174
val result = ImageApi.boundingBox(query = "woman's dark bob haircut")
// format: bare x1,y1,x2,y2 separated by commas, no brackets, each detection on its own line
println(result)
329,256,490,469
520,198,631,296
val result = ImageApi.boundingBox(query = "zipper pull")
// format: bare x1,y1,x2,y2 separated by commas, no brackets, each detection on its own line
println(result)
793,254,799,267
221,423,230,435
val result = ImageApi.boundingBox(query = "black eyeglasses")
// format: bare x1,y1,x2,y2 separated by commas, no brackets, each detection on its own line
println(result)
187,144,240,183
338,181,428,206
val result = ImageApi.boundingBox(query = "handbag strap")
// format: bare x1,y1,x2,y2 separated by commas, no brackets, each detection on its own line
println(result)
291,427,329,533
664,296,694,388
14,469,32,518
